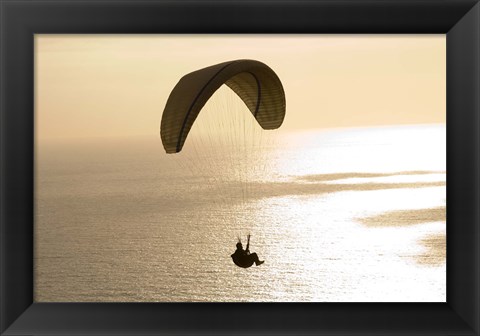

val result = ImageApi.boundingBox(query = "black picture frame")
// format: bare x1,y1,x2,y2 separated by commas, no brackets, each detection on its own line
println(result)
1,0,478,335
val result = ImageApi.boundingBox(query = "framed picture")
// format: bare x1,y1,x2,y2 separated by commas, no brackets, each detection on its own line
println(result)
1,0,478,335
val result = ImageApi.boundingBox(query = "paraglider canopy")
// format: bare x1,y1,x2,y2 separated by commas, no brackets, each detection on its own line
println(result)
160,59,286,153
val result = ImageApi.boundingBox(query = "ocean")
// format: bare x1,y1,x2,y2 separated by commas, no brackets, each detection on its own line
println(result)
35,124,446,302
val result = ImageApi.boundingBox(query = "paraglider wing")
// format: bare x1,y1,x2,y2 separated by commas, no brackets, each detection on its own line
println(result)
160,59,286,153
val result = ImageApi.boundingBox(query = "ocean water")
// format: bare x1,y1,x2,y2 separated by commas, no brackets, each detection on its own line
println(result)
35,124,446,302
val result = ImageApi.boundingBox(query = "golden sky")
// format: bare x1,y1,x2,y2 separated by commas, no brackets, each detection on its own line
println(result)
35,35,445,140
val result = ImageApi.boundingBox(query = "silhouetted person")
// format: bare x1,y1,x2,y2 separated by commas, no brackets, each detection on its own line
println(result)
231,236,264,268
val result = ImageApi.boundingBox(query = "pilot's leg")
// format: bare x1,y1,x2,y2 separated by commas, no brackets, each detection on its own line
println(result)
250,253,264,266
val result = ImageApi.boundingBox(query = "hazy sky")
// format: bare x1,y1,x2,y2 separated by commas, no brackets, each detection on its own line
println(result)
36,35,445,140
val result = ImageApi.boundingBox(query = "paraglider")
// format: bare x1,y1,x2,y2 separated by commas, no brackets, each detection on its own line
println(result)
160,59,286,153
231,234,264,268
160,59,285,268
